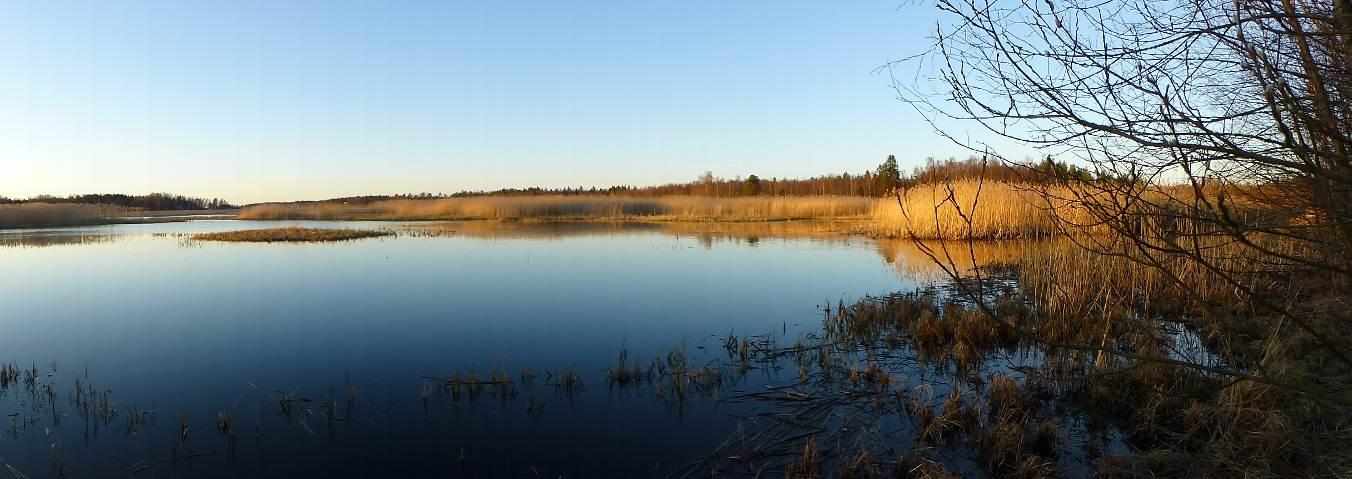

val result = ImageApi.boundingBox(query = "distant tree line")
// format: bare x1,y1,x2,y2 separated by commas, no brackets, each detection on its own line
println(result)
279,155,1096,205
0,193,234,210
1,157,1096,209
905,155,1099,186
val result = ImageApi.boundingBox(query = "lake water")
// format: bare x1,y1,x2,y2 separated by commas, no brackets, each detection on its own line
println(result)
0,220,950,477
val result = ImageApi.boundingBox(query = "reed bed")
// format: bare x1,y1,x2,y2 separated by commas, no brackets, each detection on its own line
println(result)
239,195,875,222
239,183,1120,240
403,218,859,241
677,221,1348,478
240,187,1085,240
670,288,1081,478
863,181,1090,239
190,227,392,243
0,203,132,229
1015,233,1307,322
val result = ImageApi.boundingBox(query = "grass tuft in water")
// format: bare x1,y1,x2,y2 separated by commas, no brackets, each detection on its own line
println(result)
190,227,392,243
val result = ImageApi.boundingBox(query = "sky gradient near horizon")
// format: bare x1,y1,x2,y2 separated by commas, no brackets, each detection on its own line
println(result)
1,1,1021,204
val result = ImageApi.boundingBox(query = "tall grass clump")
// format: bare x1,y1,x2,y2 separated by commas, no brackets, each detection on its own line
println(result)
0,203,132,229
239,195,875,222
191,227,392,243
1015,236,1288,321
864,181,1088,239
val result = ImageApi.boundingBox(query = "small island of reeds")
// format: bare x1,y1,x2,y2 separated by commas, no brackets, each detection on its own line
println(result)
190,227,392,243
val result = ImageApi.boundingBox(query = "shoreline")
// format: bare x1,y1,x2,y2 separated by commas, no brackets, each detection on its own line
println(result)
0,208,241,231
1,214,1078,241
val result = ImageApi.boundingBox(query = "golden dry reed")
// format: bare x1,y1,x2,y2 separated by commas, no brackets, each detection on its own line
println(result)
864,181,1088,239
1017,235,1294,320
0,203,133,229
239,195,876,222
240,187,1079,239
406,218,859,241
237,180,1124,240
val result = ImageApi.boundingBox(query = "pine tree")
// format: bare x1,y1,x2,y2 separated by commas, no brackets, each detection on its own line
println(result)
742,175,762,196
873,155,900,196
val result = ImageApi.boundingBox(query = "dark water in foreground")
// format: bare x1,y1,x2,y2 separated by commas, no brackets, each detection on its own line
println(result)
0,220,950,477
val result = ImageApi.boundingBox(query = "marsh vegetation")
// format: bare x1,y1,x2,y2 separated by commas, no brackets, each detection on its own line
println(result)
239,195,878,223
0,202,238,230
233,182,1093,240
838,0,1352,474
190,227,393,243
0,203,134,229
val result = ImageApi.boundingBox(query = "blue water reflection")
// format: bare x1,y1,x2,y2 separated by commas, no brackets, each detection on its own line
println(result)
0,220,929,477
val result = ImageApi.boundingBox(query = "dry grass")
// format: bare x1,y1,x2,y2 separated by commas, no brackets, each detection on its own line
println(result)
190,227,392,243
0,203,133,229
865,179,1290,240
687,180,1346,477
240,195,876,222
1010,236,1352,476
1016,234,1300,323
241,187,1071,239
238,183,1114,240
405,218,859,241
864,181,1091,239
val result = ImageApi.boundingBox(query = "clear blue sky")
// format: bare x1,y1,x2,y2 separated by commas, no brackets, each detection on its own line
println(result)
0,1,1011,204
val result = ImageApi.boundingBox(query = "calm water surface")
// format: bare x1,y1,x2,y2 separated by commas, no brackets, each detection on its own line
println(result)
0,220,938,477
